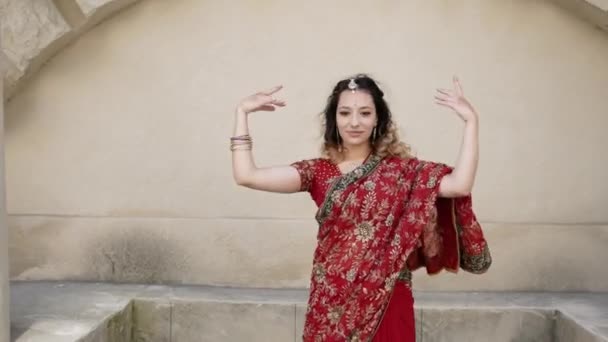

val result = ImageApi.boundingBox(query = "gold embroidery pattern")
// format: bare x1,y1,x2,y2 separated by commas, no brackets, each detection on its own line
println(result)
461,244,492,274
315,155,382,225
291,159,318,192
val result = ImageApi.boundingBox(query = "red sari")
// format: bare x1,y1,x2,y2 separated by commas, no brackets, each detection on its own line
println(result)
291,155,491,342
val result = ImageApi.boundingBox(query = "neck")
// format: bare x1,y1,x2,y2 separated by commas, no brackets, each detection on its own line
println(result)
341,143,372,161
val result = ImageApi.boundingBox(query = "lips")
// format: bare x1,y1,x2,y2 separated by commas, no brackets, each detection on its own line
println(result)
347,131,365,136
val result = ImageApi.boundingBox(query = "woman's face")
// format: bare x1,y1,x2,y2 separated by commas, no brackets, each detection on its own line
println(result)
336,90,377,149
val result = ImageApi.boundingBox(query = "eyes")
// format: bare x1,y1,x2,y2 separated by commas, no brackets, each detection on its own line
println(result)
338,111,373,117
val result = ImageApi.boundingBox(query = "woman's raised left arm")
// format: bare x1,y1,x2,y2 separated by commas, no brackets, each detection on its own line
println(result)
434,76,479,198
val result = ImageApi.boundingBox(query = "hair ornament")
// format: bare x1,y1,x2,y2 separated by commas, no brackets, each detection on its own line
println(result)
348,78,358,92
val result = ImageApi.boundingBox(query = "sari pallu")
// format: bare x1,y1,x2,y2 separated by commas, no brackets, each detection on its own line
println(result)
292,155,491,342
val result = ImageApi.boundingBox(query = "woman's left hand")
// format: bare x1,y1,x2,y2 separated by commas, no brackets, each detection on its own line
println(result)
435,76,478,123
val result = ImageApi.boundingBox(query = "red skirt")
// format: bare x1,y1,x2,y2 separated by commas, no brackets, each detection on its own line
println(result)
371,281,416,342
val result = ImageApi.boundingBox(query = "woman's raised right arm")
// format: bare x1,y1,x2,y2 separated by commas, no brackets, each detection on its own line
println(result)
231,86,303,194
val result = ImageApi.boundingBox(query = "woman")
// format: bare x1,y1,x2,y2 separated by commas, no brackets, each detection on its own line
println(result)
231,74,491,341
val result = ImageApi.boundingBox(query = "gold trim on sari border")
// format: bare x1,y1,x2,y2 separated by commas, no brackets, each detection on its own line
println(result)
315,154,383,225
460,243,492,274
453,198,492,274
396,268,412,283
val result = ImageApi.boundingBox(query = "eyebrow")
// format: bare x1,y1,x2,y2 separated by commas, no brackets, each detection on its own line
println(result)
338,106,373,110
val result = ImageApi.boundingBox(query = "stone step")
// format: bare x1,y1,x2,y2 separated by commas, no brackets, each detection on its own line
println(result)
9,281,608,342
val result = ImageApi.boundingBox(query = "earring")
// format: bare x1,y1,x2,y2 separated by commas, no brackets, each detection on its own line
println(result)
372,127,377,141
336,126,343,152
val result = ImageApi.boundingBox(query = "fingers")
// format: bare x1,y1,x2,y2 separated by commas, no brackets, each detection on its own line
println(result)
435,76,465,110
258,100,286,112
453,76,464,95
434,99,453,109
270,98,286,106
259,85,283,96
437,76,463,96
434,96,453,104
434,89,454,103
258,85,286,106
436,88,453,96
241,86,286,113
258,97,285,109
259,104,276,111
434,91,454,108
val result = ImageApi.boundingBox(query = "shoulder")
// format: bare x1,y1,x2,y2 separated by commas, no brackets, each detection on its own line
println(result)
290,157,332,192
382,155,418,169
290,157,334,177
290,157,331,168
385,156,452,174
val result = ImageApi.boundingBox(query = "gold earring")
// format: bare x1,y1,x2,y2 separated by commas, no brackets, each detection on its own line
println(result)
336,126,343,152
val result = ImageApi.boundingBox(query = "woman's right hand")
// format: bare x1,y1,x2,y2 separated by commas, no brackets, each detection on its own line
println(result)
236,85,286,114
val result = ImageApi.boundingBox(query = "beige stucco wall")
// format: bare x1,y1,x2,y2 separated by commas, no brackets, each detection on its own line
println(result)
4,0,608,291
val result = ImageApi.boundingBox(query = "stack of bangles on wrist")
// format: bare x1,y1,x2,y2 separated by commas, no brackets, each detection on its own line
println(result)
230,134,252,151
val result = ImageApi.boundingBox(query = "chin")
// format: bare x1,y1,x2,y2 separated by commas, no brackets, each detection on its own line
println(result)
343,139,370,148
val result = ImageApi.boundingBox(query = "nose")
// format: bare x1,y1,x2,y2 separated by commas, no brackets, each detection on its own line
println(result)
349,114,360,127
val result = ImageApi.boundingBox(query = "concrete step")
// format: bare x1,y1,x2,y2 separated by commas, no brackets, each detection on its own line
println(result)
9,281,608,341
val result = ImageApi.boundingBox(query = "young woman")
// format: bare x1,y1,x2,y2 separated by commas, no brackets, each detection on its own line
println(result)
231,74,491,341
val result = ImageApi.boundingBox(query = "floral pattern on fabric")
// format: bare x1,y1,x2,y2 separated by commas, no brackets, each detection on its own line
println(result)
290,155,490,341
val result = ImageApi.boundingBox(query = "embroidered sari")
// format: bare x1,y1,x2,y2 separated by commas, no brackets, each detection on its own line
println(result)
291,154,491,342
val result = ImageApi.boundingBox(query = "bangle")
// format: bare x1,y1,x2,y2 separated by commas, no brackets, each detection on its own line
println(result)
230,135,252,151
231,134,251,141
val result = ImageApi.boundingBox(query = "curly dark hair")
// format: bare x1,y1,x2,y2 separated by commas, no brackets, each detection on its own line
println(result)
320,73,411,162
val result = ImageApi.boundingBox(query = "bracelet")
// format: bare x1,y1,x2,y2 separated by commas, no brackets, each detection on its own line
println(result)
230,134,251,141
230,134,252,151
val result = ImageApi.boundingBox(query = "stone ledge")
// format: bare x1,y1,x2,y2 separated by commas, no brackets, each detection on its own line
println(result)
0,0,142,100
9,281,608,342
551,0,608,32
